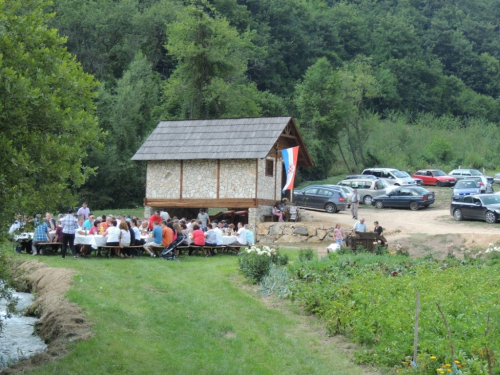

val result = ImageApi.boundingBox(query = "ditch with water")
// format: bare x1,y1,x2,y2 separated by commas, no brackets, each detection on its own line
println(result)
0,287,47,369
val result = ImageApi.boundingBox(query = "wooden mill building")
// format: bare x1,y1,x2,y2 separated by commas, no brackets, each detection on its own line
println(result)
132,117,313,224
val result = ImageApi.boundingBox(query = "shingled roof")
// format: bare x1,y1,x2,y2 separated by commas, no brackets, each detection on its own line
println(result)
131,117,313,166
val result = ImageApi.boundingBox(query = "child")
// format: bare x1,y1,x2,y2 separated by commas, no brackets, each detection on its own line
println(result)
245,224,255,246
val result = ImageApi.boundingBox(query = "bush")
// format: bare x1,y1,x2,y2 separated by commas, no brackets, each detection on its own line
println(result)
298,249,314,262
260,264,291,298
238,246,287,284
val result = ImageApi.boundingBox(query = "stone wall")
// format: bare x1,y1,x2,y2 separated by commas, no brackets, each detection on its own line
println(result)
146,160,181,199
219,159,256,198
183,160,218,198
256,222,336,244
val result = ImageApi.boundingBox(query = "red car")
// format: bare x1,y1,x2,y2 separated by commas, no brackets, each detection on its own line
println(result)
413,169,457,187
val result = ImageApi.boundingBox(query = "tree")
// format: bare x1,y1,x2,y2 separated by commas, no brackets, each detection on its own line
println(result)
163,0,262,119
79,53,161,208
0,0,103,228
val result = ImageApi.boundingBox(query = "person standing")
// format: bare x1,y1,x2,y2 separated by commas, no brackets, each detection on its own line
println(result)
350,189,360,220
333,223,344,246
148,210,162,230
77,202,90,220
197,209,210,231
160,209,170,222
61,209,79,259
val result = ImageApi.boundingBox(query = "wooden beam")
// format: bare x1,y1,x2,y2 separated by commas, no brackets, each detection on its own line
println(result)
144,198,276,208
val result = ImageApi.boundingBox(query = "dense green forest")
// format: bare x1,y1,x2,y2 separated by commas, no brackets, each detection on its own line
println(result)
4,0,500,211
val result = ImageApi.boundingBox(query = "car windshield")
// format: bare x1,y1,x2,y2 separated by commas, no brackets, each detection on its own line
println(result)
481,195,500,205
392,170,409,178
433,170,446,176
456,180,477,189
470,169,482,176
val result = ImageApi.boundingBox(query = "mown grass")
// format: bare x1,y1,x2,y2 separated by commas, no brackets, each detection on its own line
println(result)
12,250,376,375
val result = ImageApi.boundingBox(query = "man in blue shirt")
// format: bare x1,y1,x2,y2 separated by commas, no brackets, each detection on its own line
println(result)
352,218,367,233
143,221,162,257
82,214,95,230
32,219,50,255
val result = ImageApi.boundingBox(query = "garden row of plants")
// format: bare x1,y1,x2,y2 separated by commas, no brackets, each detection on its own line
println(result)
238,245,500,374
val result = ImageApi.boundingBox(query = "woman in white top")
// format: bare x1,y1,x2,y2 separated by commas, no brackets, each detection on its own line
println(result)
104,220,121,257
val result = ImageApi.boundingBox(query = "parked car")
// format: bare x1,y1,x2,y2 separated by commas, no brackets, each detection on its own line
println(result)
337,178,391,205
450,194,500,224
293,185,347,213
413,169,457,187
330,185,354,207
452,179,482,200
468,176,494,193
371,186,435,210
344,174,377,180
361,168,420,186
448,169,493,185
494,173,500,184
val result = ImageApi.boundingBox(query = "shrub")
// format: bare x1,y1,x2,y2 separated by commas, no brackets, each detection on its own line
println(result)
298,249,314,262
260,264,291,298
238,246,287,284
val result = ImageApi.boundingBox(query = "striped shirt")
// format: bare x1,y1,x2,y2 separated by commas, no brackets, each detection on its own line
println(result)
62,214,79,234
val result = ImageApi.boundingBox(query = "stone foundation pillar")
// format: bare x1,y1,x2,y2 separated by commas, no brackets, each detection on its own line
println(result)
144,206,153,219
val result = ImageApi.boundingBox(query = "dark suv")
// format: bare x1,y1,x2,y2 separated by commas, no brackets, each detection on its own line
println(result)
293,185,347,213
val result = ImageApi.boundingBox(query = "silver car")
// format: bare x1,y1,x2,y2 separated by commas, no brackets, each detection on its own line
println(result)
361,168,419,186
449,169,493,191
337,178,391,205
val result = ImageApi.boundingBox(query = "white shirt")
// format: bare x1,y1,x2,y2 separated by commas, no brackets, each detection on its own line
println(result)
106,226,120,243
120,229,131,245
213,227,224,246
236,228,247,245
353,221,366,232
160,211,169,221
351,193,360,204
132,227,141,241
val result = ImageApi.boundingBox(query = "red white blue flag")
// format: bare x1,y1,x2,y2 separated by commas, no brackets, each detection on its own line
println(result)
281,146,299,194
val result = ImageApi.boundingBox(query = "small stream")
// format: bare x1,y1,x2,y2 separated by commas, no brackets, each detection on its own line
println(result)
0,289,47,369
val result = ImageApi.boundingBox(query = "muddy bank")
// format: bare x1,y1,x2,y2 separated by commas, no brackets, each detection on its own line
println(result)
1,260,92,374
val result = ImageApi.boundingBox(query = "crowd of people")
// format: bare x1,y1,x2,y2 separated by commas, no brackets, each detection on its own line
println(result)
9,204,255,259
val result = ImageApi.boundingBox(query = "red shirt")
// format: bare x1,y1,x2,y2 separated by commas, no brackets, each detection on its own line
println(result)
148,214,162,230
192,229,205,246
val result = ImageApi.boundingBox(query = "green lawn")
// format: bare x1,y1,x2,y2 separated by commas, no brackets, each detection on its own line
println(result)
14,251,376,375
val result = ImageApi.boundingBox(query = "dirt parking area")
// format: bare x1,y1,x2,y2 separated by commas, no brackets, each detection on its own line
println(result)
304,194,500,258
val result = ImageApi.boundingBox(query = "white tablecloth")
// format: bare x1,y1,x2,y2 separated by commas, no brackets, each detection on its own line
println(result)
74,234,107,249
13,232,33,241
222,236,238,245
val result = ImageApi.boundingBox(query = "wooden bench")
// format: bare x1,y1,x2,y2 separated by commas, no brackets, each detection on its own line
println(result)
35,242,62,255
100,245,146,257
226,244,246,254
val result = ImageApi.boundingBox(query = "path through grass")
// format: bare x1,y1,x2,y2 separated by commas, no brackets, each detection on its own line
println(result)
19,252,376,374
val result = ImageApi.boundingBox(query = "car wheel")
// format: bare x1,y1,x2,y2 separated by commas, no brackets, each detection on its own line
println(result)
453,209,463,221
485,211,496,224
324,203,337,214
436,181,443,187
375,201,383,209
409,202,419,211
363,195,373,205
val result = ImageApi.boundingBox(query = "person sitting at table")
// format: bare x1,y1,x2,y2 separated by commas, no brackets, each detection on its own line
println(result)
104,219,121,256
188,224,205,255
131,219,143,246
161,221,174,248
99,215,108,234
139,220,149,235
45,212,56,231
228,223,236,234
32,219,50,255
167,222,177,241
235,222,248,245
272,202,284,222
83,215,95,230
118,220,131,258
245,224,255,246
8,215,21,234
143,221,162,257
89,220,100,235
213,222,224,246
204,223,218,256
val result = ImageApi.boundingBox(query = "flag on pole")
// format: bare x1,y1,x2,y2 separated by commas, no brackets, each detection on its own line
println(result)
282,146,299,194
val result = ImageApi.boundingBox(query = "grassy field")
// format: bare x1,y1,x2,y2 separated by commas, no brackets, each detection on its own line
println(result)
11,250,378,375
